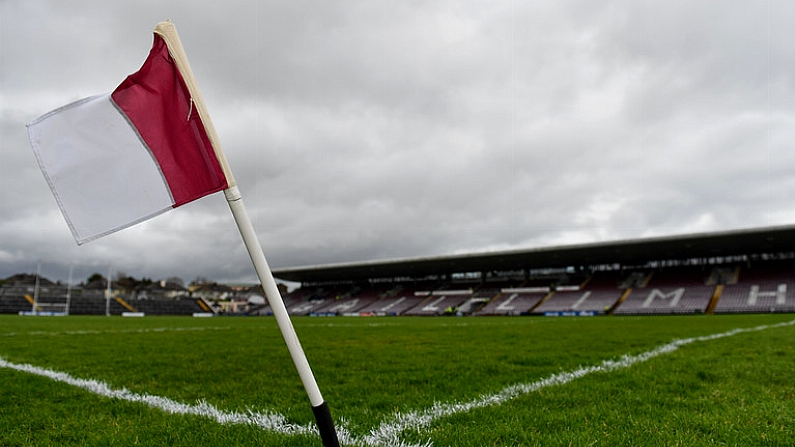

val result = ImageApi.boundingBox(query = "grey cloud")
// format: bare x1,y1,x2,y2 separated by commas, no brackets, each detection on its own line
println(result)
2,0,795,283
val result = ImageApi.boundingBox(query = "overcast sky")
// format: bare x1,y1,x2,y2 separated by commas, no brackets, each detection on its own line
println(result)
2,1,794,285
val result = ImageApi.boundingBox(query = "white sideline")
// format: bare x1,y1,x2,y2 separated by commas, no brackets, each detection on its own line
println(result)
361,319,795,447
1,319,793,447
1,325,231,338
0,356,315,435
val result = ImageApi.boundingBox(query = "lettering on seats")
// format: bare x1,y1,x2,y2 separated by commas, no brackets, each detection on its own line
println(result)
570,291,592,310
328,299,359,312
748,284,786,305
496,293,519,311
421,296,447,312
379,296,405,311
642,288,684,308
291,303,315,313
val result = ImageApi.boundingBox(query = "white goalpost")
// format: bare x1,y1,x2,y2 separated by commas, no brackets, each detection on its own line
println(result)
22,263,70,317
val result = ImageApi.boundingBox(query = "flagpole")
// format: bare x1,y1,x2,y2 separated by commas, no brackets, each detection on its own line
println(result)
153,20,339,447
224,186,339,446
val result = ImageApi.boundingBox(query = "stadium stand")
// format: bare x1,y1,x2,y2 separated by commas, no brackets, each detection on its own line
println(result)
279,284,351,315
240,257,795,318
403,290,472,316
344,282,435,316
356,295,426,316
532,289,619,314
475,289,548,315
0,294,29,314
128,297,206,315
613,286,715,315
714,259,795,313
613,266,716,315
5,226,795,317
530,270,620,314
312,294,380,315
0,277,209,316
68,292,127,315
287,299,328,316
308,282,392,315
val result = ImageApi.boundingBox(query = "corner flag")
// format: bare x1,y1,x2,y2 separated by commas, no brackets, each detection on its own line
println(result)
28,30,228,245
27,20,340,447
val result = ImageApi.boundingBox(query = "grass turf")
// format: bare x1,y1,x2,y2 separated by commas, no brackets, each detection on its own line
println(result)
1,314,793,446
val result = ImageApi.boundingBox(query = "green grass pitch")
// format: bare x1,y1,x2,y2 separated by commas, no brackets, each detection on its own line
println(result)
1,314,793,446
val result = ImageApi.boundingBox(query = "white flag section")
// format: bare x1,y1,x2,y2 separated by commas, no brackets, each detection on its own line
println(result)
27,30,228,245
28,94,175,243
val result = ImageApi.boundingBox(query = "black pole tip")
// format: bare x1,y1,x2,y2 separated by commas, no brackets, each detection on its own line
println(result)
311,401,340,447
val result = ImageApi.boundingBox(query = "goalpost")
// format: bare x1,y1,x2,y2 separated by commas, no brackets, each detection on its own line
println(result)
23,264,71,317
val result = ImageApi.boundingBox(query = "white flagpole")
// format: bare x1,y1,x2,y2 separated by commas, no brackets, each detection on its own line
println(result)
154,20,339,446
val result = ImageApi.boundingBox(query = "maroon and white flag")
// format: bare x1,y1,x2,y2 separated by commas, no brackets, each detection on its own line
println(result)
28,31,228,244
26,22,340,446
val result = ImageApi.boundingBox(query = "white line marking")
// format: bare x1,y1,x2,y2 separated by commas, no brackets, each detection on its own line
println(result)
1,319,792,447
0,356,315,435
361,319,795,447
1,326,231,337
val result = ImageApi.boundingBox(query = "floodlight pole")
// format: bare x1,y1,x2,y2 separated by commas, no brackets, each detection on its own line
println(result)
153,20,340,447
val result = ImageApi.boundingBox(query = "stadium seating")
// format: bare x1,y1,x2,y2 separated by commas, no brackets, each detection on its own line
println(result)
714,260,795,313
532,289,622,314
356,295,426,316
613,286,714,315
350,282,444,316
475,290,547,315
286,298,329,316
128,297,205,315
403,291,473,316
612,265,716,315
0,281,208,316
312,295,380,315
0,294,30,313
3,258,794,317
